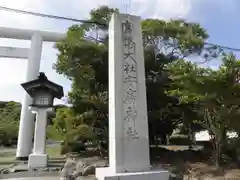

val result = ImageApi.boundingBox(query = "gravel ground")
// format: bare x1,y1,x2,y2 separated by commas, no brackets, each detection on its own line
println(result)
1,176,97,180
0,156,105,180
0,171,60,179
1,177,59,180
0,171,97,180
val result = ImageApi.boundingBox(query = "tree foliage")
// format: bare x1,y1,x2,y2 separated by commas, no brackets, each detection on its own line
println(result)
53,5,210,148
0,101,21,145
167,54,240,167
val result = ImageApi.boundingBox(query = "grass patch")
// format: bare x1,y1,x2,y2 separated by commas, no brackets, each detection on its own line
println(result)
46,144,63,158
0,150,16,164
0,144,63,166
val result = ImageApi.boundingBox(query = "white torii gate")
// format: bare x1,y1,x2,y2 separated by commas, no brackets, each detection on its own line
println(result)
0,26,65,160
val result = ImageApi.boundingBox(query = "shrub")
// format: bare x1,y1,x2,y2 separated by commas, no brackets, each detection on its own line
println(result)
70,142,86,152
222,138,240,162
60,144,72,155
60,141,86,155
169,136,190,145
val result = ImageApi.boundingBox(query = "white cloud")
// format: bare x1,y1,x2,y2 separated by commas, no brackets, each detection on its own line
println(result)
132,0,192,19
67,0,194,20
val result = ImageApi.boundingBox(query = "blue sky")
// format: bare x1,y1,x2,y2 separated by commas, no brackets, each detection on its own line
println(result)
0,0,239,104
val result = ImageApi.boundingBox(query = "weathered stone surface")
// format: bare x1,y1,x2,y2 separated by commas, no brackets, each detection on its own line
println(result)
1,169,9,174
64,158,77,169
9,167,16,173
82,165,96,176
59,156,107,179
60,158,77,179
72,170,83,179
72,160,85,178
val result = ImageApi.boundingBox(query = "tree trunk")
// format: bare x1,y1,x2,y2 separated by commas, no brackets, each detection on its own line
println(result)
221,127,227,145
155,137,159,147
166,135,170,145
215,140,221,169
191,132,196,144
188,125,194,150
161,135,167,145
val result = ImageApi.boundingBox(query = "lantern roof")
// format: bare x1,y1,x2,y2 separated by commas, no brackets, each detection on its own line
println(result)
21,72,64,99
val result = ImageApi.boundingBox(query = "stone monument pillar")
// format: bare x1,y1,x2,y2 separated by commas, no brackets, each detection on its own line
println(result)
95,13,169,180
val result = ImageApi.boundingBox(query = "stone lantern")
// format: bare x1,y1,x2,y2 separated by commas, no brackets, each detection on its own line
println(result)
21,72,63,168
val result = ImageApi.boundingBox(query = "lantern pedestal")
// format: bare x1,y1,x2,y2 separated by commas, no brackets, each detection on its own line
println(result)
28,154,48,168
28,107,54,168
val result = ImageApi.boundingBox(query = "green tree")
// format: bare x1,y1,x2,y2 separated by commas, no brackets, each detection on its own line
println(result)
0,101,21,146
52,107,95,143
167,54,240,168
54,6,210,148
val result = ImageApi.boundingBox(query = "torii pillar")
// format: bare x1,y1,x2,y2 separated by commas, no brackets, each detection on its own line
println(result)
0,27,65,160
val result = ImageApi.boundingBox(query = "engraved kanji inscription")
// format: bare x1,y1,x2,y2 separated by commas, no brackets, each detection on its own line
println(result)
122,20,139,139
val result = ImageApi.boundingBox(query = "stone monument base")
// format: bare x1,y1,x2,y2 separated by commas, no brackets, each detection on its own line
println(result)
28,154,48,168
96,167,169,180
